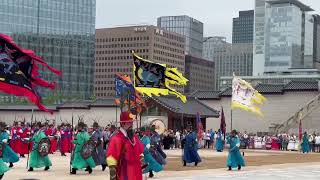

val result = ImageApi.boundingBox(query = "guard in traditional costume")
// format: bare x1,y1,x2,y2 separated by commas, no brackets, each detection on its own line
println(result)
226,130,245,171
67,124,73,153
70,122,96,174
59,123,68,156
301,132,310,153
0,123,10,180
45,124,57,154
183,126,201,166
91,122,107,171
140,127,163,178
18,122,31,158
106,111,144,180
28,122,52,172
9,122,19,154
215,129,224,152
0,122,19,168
149,125,166,167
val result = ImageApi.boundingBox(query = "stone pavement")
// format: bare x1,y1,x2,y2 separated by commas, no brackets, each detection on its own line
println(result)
160,163,320,180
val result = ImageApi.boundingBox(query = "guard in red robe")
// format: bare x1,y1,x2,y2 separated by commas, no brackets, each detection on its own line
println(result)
18,122,30,157
106,111,144,180
59,124,68,156
66,124,73,152
50,124,58,153
9,122,19,153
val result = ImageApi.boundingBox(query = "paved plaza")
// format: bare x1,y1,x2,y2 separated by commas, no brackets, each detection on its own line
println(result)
4,150,320,180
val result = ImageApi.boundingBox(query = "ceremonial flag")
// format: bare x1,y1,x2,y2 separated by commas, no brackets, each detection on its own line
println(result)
220,107,226,140
115,73,135,100
132,52,188,103
231,75,266,117
196,112,204,141
299,119,302,141
114,73,146,113
0,34,61,113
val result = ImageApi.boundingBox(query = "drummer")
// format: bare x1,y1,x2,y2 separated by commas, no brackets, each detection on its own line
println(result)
28,122,52,172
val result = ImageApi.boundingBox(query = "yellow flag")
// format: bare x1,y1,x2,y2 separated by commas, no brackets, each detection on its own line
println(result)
231,75,266,117
132,52,188,102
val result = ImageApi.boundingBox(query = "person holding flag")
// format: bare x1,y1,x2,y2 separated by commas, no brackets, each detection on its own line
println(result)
183,126,201,167
106,111,145,180
226,130,245,171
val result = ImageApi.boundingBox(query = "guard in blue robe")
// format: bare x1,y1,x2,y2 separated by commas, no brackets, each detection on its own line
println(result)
140,127,163,178
226,130,245,170
91,122,107,171
0,126,19,168
301,132,310,153
183,127,201,166
150,126,166,166
215,129,224,152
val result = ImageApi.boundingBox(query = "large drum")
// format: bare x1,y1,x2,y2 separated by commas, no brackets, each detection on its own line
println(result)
80,139,96,160
38,138,51,157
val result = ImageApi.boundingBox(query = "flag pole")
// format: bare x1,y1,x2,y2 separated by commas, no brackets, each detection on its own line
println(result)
230,109,233,132
26,108,34,169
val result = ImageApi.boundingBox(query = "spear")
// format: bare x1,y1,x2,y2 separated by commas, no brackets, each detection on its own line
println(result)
26,108,34,169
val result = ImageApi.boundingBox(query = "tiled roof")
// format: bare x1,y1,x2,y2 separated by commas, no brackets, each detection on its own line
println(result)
284,81,318,91
56,100,93,109
220,87,232,96
254,84,284,94
192,80,319,99
89,99,116,107
149,96,220,118
189,90,221,99
0,105,57,111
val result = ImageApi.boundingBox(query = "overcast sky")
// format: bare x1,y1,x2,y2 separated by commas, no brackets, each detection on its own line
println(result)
96,0,320,42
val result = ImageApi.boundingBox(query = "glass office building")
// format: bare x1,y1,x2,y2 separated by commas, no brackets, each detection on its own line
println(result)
232,10,254,44
157,15,203,58
0,0,96,103
264,0,314,73
202,36,230,61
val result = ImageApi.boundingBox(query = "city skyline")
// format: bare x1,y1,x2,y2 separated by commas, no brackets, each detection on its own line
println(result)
96,0,320,42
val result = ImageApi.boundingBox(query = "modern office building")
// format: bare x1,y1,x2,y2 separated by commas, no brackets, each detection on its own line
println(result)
253,0,317,76
184,55,215,93
214,43,253,90
253,0,267,76
0,0,96,103
95,25,185,98
314,15,320,69
157,15,204,58
232,10,254,44
202,36,230,61
264,0,314,73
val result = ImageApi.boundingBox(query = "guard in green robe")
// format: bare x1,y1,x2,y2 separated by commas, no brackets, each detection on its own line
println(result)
301,132,310,153
28,122,52,172
0,122,10,179
0,122,19,168
70,122,96,175
226,130,245,171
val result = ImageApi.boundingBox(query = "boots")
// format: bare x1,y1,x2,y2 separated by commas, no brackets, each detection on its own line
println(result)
149,170,154,178
228,166,232,171
61,153,66,156
183,161,186,166
238,165,241,170
44,166,50,171
9,162,13,168
87,166,92,174
20,154,25,158
102,164,107,171
195,162,198,166
0,174,3,180
28,167,34,172
70,168,77,175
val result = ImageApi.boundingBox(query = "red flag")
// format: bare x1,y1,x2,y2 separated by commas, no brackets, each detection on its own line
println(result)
299,119,302,141
196,112,203,141
220,107,226,140
0,34,61,113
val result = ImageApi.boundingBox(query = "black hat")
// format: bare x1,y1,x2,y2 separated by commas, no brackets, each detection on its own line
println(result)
93,122,99,128
78,122,86,129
